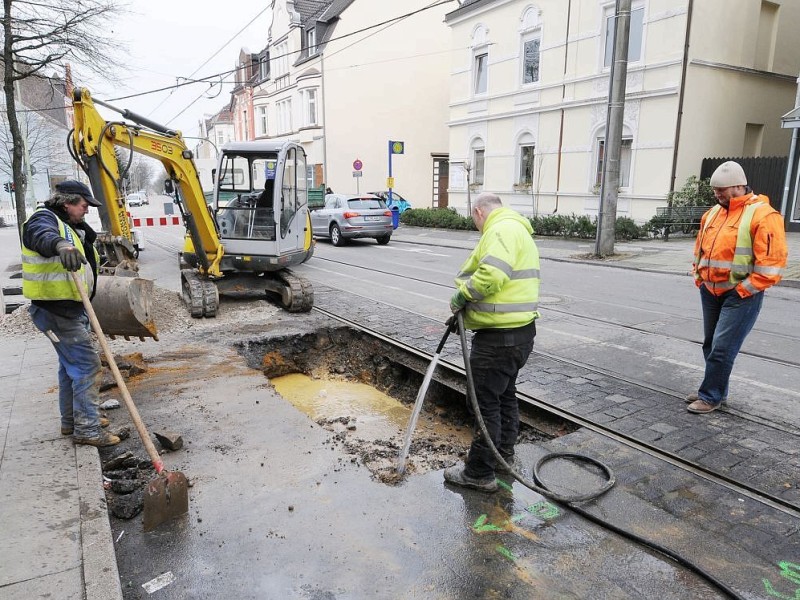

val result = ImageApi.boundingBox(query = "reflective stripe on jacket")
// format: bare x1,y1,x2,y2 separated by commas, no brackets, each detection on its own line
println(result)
454,207,540,330
22,208,97,301
692,193,787,297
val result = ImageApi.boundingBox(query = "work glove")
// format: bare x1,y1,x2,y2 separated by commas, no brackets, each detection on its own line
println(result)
55,240,87,272
449,290,467,314
445,315,459,334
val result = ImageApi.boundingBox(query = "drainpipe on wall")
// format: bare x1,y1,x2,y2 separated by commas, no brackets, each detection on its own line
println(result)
668,0,693,195
553,0,572,214
321,52,328,187
779,72,800,218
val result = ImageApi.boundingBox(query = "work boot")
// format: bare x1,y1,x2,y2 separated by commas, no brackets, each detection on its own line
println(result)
495,454,516,475
687,399,722,414
61,417,109,436
73,431,121,447
443,465,498,492
685,393,727,405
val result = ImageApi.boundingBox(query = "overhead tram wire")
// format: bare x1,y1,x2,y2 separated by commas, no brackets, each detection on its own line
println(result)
106,0,456,104
144,6,270,119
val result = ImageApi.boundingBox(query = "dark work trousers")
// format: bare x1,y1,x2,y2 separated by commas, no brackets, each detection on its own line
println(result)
464,321,536,479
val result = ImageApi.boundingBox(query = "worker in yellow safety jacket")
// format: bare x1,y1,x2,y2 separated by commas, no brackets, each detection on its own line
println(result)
443,193,539,492
21,180,120,447
687,161,787,414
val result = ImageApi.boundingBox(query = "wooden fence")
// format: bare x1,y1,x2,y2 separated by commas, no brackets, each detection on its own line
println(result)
700,156,787,207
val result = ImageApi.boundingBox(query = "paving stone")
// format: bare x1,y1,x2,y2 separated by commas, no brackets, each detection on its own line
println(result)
736,437,772,453
566,377,591,385
606,394,633,404
649,422,679,435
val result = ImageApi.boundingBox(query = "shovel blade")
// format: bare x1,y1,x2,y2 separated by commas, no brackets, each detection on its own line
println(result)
143,471,189,532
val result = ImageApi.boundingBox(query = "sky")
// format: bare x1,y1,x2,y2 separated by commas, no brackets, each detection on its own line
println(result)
78,0,272,142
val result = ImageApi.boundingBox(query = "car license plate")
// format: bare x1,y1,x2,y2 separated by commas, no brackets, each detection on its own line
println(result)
365,216,381,221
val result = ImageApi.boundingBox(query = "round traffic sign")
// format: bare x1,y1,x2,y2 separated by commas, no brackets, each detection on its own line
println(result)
353,159,363,171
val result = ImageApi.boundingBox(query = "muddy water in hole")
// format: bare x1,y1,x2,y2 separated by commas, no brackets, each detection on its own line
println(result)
271,373,470,442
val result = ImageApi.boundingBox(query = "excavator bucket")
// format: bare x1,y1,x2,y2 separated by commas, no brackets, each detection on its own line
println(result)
93,276,159,340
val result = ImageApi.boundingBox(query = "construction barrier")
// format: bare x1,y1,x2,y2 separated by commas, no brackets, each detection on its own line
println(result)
130,216,182,227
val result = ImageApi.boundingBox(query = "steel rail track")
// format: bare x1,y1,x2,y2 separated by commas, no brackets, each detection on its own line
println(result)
312,304,800,520
312,255,800,369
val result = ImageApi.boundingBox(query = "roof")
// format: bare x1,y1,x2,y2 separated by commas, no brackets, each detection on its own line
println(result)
295,0,332,25
445,0,496,22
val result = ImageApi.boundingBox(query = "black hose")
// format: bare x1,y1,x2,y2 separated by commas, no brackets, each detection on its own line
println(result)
457,311,614,503
455,311,743,599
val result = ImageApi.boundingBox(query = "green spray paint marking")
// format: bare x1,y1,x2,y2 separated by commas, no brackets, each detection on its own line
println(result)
495,544,517,562
473,514,505,533
497,479,513,492
762,561,800,599
526,501,560,520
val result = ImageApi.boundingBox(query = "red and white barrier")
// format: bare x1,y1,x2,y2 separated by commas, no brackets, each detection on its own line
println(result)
130,216,182,227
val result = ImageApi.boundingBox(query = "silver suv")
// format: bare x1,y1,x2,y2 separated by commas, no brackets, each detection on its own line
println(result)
310,194,393,246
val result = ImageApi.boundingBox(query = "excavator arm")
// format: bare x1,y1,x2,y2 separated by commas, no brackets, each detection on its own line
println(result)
69,87,223,278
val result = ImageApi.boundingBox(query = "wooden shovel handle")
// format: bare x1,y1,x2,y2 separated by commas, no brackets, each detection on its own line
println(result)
70,272,165,474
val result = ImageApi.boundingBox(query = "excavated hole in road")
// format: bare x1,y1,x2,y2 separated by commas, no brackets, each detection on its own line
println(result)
236,326,577,484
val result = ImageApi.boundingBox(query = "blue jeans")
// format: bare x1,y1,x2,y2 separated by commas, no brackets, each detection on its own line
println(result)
464,324,536,479
698,286,763,406
29,305,102,437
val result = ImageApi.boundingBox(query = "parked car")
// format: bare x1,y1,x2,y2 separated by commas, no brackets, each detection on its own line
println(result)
311,193,393,246
126,192,146,207
368,190,412,213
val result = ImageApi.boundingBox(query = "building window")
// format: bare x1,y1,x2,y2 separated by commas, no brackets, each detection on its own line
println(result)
277,99,292,134
603,6,644,68
522,36,540,84
474,53,488,95
258,106,268,136
259,55,269,80
595,138,633,188
301,89,318,126
216,130,225,147
306,29,316,55
519,144,535,185
274,41,289,78
473,149,485,185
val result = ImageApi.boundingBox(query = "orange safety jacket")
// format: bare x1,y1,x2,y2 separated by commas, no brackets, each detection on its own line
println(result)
692,193,787,297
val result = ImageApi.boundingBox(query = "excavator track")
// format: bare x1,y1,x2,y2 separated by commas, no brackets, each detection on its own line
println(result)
276,270,314,313
180,269,219,318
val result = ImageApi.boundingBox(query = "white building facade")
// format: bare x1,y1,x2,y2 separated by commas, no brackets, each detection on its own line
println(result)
444,0,800,222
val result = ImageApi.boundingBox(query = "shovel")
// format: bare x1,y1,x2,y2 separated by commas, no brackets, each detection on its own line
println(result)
396,317,456,475
71,271,189,531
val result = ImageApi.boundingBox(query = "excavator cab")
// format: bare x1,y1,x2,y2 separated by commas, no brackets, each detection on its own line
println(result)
176,141,314,315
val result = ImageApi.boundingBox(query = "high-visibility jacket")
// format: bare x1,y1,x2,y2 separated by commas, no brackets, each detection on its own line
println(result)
22,208,98,301
692,193,787,297
454,207,540,330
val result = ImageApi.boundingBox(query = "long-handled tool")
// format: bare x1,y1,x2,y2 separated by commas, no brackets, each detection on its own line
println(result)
395,317,456,475
71,271,188,531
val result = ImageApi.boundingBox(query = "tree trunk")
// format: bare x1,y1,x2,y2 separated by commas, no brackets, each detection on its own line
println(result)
3,0,28,243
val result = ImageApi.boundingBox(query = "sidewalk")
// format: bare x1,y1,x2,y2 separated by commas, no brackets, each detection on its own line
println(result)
0,225,797,599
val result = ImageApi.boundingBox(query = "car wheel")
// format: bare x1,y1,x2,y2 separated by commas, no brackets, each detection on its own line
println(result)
376,234,391,245
330,224,346,247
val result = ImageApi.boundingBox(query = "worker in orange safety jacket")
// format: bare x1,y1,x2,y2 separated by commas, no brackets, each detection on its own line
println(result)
687,161,787,414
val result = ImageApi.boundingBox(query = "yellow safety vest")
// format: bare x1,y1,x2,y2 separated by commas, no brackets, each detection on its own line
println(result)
22,209,98,301
455,207,540,330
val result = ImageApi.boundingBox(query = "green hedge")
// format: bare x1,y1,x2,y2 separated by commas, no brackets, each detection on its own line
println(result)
400,208,647,240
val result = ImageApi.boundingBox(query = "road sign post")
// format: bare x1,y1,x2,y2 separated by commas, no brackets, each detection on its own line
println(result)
387,141,404,206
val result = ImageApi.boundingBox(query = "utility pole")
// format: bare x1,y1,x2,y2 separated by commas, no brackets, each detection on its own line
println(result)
594,0,631,257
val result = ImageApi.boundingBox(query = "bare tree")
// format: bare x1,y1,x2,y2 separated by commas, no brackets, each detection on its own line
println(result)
2,0,127,239
0,107,68,180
